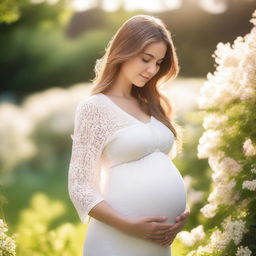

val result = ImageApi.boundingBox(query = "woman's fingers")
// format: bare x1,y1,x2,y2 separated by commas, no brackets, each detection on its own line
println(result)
168,222,181,231
149,231,177,247
157,211,191,247
156,222,174,230
176,209,190,222
145,222,177,242
184,208,190,217
175,215,182,222
148,230,174,241
160,237,175,246
151,231,170,237
161,232,177,245
149,229,175,240
148,233,168,239
147,215,189,245
150,229,178,242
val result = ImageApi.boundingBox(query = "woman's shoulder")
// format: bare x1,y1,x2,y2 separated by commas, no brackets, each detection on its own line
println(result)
75,93,117,126
76,93,104,112
75,93,135,133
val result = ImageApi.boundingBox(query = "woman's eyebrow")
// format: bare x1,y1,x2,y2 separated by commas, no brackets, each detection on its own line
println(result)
143,52,164,60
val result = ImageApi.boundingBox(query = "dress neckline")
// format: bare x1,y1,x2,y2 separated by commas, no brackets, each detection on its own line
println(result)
98,93,153,125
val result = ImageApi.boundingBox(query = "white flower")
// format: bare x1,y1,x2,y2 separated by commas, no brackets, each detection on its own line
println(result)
209,156,242,183
190,225,205,241
177,225,205,246
243,138,256,157
251,167,256,174
210,229,229,252
208,179,239,206
177,231,195,246
187,244,213,255
242,179,256,191
236,246,252,256
239,87,256,102
221,216,249,245
0,219,16,255
200,203,217,218
202,114,228,129
220,158,242,175
197,130,222,159
0,219,8,233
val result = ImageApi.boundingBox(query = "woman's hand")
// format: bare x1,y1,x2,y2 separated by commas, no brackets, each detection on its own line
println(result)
123,215,176,244
159,208,191,247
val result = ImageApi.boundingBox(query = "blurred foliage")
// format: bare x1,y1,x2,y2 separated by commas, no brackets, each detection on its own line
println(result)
15,193,87,255
0,0,27,23
0,2,111,99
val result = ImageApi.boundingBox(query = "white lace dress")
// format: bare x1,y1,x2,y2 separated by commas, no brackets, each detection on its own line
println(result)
68,93,187,256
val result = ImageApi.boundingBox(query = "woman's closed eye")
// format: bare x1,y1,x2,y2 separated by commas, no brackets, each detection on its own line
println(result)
142,58,161,66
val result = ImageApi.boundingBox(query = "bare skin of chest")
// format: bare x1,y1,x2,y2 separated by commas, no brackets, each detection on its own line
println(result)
104,93,151,123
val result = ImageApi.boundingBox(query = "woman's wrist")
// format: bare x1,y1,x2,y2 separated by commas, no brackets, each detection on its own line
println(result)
115,216,134,234
88,200,134,234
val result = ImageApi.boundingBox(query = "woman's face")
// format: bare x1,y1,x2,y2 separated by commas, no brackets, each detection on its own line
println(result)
120,41,167,87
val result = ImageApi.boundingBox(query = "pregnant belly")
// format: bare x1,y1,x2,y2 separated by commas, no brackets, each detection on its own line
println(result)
102,152,187,224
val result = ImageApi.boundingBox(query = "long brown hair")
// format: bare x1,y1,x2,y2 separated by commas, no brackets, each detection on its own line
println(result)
90,14,183,154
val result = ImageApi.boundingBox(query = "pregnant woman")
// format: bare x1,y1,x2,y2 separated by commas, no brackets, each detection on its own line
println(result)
68,14,190,256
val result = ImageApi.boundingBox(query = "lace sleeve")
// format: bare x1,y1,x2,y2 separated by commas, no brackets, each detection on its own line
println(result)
68,99,107,224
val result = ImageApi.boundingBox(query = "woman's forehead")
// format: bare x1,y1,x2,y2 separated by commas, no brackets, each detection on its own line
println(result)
142,42,167,59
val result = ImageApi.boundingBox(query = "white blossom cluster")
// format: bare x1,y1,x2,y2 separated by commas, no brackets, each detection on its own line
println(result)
242,179,256,191
197,10,256,109
251,167,256,174
221,216,249,246
187,217,249,255
236,246,252,256
0,219,16,256
243,138,256,157
240,120,256,194
202,114,228,130
209,156,242,183
197,129,223,159
241,164,256,191
177,225,205,246
199,156,242,218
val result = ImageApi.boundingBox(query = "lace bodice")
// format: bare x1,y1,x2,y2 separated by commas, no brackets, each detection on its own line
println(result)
68,93,177,224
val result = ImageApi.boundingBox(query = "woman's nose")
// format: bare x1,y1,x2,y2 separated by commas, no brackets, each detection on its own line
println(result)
147,63,158,75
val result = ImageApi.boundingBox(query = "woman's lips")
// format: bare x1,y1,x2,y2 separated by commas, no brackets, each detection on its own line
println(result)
140,74,150,80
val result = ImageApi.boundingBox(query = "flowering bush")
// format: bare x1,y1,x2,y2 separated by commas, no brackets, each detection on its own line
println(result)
177,9,256,256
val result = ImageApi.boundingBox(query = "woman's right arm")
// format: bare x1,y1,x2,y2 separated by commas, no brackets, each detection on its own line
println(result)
68,99,117,225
